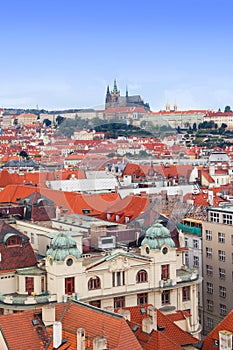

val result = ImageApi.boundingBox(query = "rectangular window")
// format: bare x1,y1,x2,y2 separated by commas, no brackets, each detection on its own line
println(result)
112,272,125,287
219,286,226,298
193,239,199,249
219,268,225,279
206,247,212,258
218,232,225,244
206,265,213,276
31,233,35,244
207,317,213,329
161,265,169,280
89,300,101,308
210,212,220,223
25,277,34,294
137,293,148,305
206,230,212,241
65,277,75,295
207,282,213,294
182,286,190,301
220,304,227,316
193,256,199,267
114,296,125,308
117,271,121,286
185,238,188,248
41,276,45,293
161,290,170,305
223,214,232,225
218,250,226,262
207,299,213,311
185,253,189,266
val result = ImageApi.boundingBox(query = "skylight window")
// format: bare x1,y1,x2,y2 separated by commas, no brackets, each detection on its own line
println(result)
132,325,140,332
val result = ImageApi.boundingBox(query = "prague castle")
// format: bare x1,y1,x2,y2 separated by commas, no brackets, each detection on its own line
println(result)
105,79,150,111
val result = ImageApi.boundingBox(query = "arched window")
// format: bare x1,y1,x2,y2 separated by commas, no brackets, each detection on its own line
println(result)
6,235,20,247
136,270,148,283
88,276,101,290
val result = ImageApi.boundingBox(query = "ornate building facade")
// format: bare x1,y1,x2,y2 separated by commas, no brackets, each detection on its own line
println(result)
0,221,201,337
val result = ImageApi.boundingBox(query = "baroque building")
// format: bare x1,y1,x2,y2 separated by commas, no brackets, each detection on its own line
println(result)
105,79,150,111
0,220,201,337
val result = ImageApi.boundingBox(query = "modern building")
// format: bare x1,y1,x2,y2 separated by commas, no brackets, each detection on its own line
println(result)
202,205,233,334
178,218,203,324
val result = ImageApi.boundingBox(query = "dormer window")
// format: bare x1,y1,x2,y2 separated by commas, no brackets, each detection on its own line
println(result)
6,235,21,247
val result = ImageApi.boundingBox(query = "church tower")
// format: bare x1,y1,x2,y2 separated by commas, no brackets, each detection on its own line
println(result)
110,79,120,103
105,85,111,105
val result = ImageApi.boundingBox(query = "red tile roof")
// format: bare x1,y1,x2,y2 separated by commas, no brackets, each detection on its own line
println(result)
0,185,120,217
0,301,142,350
202,310,233,350
116,305,198,349
0,221,37,270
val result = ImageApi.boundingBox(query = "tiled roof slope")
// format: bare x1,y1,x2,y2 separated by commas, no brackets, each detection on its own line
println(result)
202,309,233,350
0,310,47,350
0,221,37,270
117,305,199,349
0,185,120,216
0,301,143,350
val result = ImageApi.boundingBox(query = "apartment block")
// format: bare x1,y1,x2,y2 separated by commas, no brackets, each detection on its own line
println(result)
202,205,233,334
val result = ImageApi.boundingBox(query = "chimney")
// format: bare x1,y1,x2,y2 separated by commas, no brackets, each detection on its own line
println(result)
142,306,157,334
208,190,214,206
42,304,55,326
56,206,61,220
117,308,131,321
209,165,215,176
53,321,62,349
77,328,85,350
93,336,107,350
219,330,232,350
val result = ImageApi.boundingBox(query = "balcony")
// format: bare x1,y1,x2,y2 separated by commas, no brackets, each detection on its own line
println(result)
159,279,174,288
0,292,57,306
176,267,199,283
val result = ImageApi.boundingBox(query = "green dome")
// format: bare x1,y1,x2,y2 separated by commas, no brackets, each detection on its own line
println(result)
46,232,81,261
141,222,175,249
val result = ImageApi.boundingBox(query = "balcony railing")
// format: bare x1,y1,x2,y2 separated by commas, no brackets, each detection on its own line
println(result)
159,279,174,288
0,292,57,305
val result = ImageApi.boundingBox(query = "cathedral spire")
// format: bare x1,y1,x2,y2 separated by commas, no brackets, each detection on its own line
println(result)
112,79,120,94
126,85,128,98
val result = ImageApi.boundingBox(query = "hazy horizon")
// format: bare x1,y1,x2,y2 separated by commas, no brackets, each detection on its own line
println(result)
1,0,233,112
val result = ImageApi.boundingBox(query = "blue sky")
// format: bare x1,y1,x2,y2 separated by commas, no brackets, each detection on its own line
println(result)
1,0,233,111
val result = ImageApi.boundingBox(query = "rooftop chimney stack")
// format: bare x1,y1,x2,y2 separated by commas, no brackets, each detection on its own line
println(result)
117,308,131,321
142,306,157,334
77,328,85,350
93,336,107,350
42,304,55,326
53,321,62,349
219,330,232,350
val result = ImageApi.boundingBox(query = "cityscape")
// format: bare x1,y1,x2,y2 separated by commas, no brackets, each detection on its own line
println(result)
1,1,233,349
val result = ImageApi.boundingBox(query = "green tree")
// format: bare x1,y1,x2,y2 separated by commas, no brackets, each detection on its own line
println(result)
43,119,52,127
56,115,65,126
224,106,232,113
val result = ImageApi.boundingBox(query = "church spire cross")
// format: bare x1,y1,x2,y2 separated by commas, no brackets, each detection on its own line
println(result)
112,79,120,94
